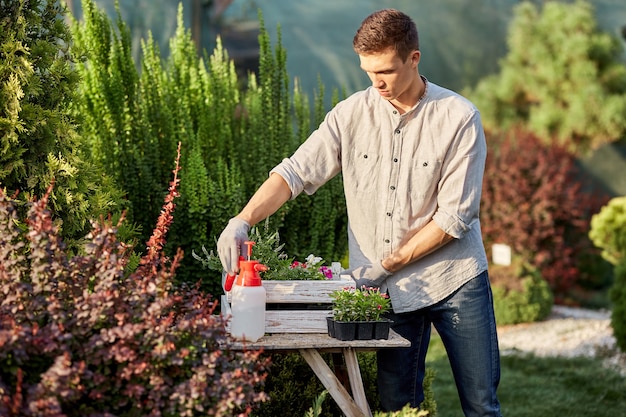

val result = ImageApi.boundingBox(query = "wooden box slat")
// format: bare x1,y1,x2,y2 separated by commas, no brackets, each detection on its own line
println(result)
226,277,352,304
223,276,353,333
263,279,352,303
266,310,331,333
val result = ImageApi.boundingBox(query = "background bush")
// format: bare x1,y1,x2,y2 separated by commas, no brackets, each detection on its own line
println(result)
490,261,554,325
481,129,610,303
589,196,626,267
589,196,626,351
466,0,626,156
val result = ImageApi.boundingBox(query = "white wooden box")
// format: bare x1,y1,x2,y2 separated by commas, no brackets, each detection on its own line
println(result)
222,276,353,333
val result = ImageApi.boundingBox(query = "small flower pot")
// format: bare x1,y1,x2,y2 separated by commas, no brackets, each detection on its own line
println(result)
356,321,375,340
328,319,357,341
373,319,392,340
327,318,392,341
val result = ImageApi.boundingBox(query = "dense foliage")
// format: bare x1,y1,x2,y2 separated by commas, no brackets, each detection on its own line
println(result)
467,0,626,155
70,0,347,295
256,353,434,417
194,222,335,281
330,287,392,322
589,196,626,350
589,196,626,266
490,262,553,325
481,130,610,301
0,0,125,248
0,147,269,416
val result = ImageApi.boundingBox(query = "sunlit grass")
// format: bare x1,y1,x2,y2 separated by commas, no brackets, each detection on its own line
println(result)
425,334,626,417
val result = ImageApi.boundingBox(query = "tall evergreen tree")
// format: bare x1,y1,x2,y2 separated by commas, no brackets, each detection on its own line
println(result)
467,0,626,155
0,0,125,246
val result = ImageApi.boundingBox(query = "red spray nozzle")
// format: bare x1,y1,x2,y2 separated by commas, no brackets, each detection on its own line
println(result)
244,240,255,260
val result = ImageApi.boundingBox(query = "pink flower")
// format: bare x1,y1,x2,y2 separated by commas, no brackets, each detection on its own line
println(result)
319,266,333,279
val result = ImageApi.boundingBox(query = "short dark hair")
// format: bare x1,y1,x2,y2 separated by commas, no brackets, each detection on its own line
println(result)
353,9,419,61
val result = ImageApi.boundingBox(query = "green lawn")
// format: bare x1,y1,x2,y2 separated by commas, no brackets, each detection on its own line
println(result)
257,333,625,416
425,335,626,417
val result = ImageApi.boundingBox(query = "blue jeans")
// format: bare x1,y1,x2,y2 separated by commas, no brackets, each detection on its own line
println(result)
377,271,502,416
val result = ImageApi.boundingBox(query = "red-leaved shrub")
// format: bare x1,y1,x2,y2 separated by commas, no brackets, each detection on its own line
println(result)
481,130,609,301
0,145,269,416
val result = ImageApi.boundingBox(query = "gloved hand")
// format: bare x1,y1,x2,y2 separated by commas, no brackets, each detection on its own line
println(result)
343,261,392,288
217,217,250,274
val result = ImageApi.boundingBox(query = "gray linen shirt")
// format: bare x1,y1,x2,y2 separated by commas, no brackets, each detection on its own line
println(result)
271,80,489,313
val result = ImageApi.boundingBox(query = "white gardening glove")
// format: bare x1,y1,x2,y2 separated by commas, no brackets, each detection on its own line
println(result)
217,218,250,275
343,261,392,288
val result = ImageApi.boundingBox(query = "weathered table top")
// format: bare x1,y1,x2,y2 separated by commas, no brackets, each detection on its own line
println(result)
225,330,410,417
226,329,410,351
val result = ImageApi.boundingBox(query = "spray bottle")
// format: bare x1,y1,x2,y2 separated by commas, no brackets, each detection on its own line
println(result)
224,241,267,342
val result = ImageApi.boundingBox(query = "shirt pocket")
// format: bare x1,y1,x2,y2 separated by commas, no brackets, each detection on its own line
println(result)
407,158,442,199
346,149,382,195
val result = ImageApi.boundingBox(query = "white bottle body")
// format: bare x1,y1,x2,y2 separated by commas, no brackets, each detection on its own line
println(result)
230,284,266,342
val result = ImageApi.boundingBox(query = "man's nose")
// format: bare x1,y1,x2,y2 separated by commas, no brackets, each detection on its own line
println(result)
371,76,385,88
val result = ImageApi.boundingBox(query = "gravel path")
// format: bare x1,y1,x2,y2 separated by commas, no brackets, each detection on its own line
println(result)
497,305,626,376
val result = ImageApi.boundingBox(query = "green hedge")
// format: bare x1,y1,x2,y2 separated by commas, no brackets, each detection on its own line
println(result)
70,0,347,295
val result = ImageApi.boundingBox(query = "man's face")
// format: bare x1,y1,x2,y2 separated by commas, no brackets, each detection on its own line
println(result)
358,48,420,104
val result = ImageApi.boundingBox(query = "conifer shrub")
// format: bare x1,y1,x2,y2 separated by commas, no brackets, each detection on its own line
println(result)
0,0,126,249
589,196,626,351
0,146,269,416
481,129,609,302
589,196,626,267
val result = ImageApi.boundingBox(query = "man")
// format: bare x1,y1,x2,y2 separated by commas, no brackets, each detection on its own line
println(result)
218,8,502,416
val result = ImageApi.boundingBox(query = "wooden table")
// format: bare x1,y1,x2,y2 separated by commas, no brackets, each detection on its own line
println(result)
227,331,410,417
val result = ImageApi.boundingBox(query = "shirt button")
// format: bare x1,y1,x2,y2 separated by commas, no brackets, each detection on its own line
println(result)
364,154,368,159
386,212,392,216
384,239,390,243
393,158,398,162
390,185,396,190
395,129,401,134
393,110,398,115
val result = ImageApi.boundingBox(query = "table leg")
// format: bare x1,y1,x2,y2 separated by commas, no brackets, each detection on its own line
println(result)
343,347,372,417
299,349,369,417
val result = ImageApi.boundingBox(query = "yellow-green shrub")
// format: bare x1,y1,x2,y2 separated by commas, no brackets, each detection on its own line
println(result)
589,196,626,351
490,261,554,325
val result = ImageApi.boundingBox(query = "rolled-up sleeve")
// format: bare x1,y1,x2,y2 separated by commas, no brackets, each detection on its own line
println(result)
270,111,343,199
432,111,486,239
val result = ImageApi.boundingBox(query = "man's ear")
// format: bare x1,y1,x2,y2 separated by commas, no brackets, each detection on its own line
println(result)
411,50,421,67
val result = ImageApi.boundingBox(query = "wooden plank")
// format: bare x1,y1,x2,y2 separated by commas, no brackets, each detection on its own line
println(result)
226,330,410,351
226,277,353,304
223,299,330,333
265,310,330,333
263,278,352,303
